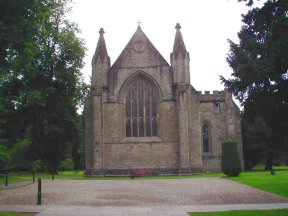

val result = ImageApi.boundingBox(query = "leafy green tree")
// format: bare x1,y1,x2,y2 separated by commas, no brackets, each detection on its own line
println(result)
9,138,32,170
0,0,38,149
60,158,74,171
242,115,272,169
0,144,10,169
0,0,87,172
221,0,288,170
71,113,86,171
31,160,44,172
238,0,258,6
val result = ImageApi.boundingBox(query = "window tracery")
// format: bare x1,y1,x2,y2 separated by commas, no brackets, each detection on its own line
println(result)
125,77,158,137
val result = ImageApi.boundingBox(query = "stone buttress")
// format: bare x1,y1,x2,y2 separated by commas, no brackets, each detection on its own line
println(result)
85,28,110,175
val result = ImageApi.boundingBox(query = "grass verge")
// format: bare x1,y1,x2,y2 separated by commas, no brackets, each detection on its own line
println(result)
189,209,288,216
0,170,223,185
0,212,36,216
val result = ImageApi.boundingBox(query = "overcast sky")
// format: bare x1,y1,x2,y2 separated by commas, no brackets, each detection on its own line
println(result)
68,0,264,92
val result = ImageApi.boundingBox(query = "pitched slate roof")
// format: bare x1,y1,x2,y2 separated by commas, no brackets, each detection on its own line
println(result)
111,25,170,69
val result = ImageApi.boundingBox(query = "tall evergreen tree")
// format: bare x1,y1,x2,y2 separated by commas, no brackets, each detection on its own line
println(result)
221,0,288,169
0,0,87,172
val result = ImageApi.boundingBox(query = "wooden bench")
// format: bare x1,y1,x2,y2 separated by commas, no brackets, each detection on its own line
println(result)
130,169,150,178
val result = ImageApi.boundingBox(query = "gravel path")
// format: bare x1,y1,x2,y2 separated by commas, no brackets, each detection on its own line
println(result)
0,177,287,206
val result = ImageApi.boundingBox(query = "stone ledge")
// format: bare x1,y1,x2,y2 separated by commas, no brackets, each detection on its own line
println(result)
85,167,179,176
85,167,205,177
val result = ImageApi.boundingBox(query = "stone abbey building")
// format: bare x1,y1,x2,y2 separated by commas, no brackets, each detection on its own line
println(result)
85,24,243,175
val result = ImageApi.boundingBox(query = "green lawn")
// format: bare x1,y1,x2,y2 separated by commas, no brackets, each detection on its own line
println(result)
0,170,223,185
0,213,35,216
229,166,288,198
189,209,288,216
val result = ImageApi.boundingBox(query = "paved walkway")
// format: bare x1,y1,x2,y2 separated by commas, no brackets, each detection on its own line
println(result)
0,203,288,216
1,178,287,205
1,178,288,215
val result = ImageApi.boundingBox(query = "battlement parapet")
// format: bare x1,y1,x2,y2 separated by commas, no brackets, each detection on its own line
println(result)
198,90,226,103
197,90,225,95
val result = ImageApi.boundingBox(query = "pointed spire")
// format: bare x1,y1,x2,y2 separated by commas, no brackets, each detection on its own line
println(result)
135,22,144,36
137,21,142,30
94,28,109,63
170,23,190,85
172,23,188,58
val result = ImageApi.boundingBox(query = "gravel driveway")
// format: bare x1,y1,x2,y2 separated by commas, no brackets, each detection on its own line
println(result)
1,177,287,206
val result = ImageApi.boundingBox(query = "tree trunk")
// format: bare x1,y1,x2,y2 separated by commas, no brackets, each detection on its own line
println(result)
265,151,273,170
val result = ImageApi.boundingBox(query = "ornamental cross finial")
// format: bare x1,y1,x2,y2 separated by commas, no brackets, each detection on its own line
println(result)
137,21,141,26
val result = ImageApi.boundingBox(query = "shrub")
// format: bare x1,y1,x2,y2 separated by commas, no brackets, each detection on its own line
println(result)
31,160,44,172
60,159,74,171
0,144,10,169
221,140,242,177
9,138,31,170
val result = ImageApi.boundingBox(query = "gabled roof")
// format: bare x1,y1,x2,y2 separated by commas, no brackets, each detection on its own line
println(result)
111,25,170,69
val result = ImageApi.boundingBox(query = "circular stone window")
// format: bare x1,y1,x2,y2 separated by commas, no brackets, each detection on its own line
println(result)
133,41,146,53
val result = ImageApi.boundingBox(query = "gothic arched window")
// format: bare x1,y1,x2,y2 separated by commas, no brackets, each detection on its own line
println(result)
202,122,209,152
125,77,158,137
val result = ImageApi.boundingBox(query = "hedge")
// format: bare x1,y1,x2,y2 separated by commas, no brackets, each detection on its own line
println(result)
221,140,242,177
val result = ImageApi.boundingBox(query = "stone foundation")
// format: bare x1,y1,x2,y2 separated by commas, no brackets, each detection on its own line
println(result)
85,167,180,176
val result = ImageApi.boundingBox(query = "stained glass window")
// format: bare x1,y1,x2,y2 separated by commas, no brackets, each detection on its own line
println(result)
125,77,158,137
202,123,209,152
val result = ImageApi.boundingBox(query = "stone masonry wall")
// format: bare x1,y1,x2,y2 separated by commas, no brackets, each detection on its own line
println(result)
199,91,228,172
85,94,94,172
103,142,178,169
99,90,179,174
187,87,203,172
199,90,243,172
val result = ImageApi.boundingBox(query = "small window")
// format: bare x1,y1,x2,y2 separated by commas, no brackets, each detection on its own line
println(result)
214,102,221,114
202,123,209,153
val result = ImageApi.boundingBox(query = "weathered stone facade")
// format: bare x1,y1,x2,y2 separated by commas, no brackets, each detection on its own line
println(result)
85,24,243,176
